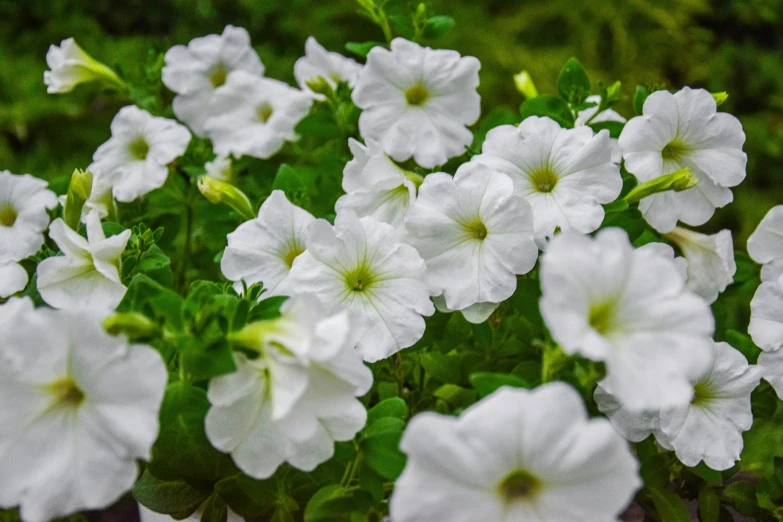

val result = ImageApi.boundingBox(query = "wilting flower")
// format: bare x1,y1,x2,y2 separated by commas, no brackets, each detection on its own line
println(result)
472,116,622,243
352,38,480,168
221,190,315,299
288,210,434,362
540,228,714,410
44,38,124,94
0,171,58,263
390,383,641,522
665,227,736,303
335,138,418,230
0,307,166,522
37,211,131,310
204,71,313,160
205,295,372,478
294,37,362,96
575,95,625,163
618,87,747,233
405,163,538,321
90,106,191,202
162,25,264,135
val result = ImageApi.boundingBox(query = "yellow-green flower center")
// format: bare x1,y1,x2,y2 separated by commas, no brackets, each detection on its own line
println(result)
463,220,488,240
283,246,304,268
499,469,541,502
47,378,85,408
528,167,559,193
691,379,717,407
129,137,150,160
0,205,17,227
662,139,689,161
405,84,429,106
588,302,615,336
345,266,376,292
209,65,228,88
257,102,274,123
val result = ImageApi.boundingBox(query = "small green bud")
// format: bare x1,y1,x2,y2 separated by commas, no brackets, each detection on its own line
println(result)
45,38,128,94
305,76,333,97
513,70,538,99
228,319,290,355
103,312,157,339
64,168,93,230
712,92,729,106
624,167,698,204
197,176,256,221
604,81,622,104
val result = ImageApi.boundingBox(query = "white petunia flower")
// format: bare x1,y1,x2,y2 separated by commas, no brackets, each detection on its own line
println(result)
221,190,315,299
0,296,34,331
431,295,500,325
665,227,736,303
0,307,167,522
335,138,418,230
472,116,622,243
749,282,783,352
204,71,313,160
162,25,264,136
618,87,747,233
205,295,372,479
138,504,243,522
90,106,191,202
37,211,131,310
0,171,58,263
575,95,626,163
294,37,362,96
204,154,233,182
0,263,28,298
747,205,783,277
288,210,435,362
758,349,783,399
352,38,480,169
390,383,641,522
540,228,715,410
44,38,124,94
405,163,538,318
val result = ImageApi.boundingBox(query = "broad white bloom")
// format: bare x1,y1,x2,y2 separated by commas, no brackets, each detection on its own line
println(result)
37,211,131,310
288,210,434,362
0,263,28,297
747,205,783,274
44,38,123,94
758,349,783,399
618,88,747,233
665,227,736,303
0,296,34,331
205,295,372,479
204,71,313,160
575,95,625,163
390,383,641,522
472,117,622,243
352,38,480,169
749,282,783,352
90,106,191,202
540,228,715,410
221,190,315,299
597,342,761,471
294,37,362,96
405,163,538,318
335,138,417,230
0,307,166,522
205,154,233,182
0,171,57,263
162,25,264,135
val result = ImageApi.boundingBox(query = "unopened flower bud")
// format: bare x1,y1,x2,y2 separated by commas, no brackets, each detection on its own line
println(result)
197,176,256,221
103,312,157,340
712,92,728,106
44,38,127,94
305,76,333,97
513,70,538,99
64,169,93,230
624,167,698,204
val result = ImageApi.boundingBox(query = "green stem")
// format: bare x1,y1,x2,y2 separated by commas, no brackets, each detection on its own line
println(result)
176,187,194,292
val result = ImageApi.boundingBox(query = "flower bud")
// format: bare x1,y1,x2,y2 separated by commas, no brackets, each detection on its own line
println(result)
305,76,333,97
103,312,157,340
197,176,256,221
624,167,699,204
712,92,728,106
64,169,93,231
513,70,538,99
44,38,127,94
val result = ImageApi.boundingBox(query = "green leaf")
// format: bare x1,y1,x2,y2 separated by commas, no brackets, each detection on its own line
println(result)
366,397,407,425
272,164,308,196
135,244,172,273
132,469,211,519
751,381,779,420
295,112,339,140
471,322,492,348
200,493,227,522
345,41,383,58
118,274,184,331
270,508,295,522
723,481,761,517
433,384,478,408
361,431,407,480
420,352,462,384
557,57,591,105
601,208,645,242
698,485,720,522
178,335,236,381
469,372,530,398
588,120,624,139
520,95,575,128
304,486,356,521
633,85,650,115
363,417,405,437
358,463,384,503
213,474,277,521
423,15,455,39
648,487,691,522
725,329,761,364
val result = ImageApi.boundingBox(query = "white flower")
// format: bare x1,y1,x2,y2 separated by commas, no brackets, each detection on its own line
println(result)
0,171,58,263
288,210,435,362
205,154,233,182
540,228,715,410
335,138,417,230
472,116,622,243
758,349,783,399
204,71,313,160
352,38,480,169
665,227,736,303
431,295,500,325
0,263,28,298
0,307,167,522
59,173,117,224
205,295,372,479
0,296,34,331
390,383,641,522
162,25,264,135
749,282,783,352
575,95,626,163
405,163,538,318
90,106,191,202
138,504,243,522
294,37,362,96
748,205,783,269
597,342,761,471
618,87,747,233
44,38,123,94
37,211,131,310
221,190,315,299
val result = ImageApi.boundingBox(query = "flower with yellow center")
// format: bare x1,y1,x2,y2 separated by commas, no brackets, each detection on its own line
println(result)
294,37,362,98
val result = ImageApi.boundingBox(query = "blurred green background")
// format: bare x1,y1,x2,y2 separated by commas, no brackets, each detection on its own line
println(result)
1,0,781,244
